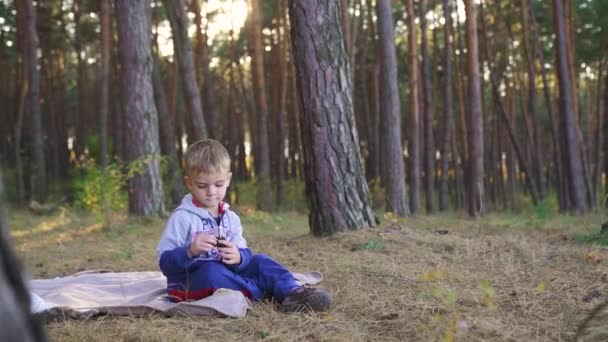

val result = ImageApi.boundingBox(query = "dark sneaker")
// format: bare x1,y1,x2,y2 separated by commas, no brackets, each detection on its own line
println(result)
280,286,332,313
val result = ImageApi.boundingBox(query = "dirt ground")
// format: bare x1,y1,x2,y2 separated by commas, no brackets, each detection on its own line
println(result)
9,207,608,341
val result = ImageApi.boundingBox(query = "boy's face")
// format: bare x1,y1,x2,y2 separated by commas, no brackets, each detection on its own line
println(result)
185,169,232,213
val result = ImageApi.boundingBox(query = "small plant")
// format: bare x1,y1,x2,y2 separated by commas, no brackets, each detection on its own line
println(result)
356,238,385,251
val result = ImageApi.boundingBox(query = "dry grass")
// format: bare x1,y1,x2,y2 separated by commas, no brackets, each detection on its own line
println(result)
9,206,608,341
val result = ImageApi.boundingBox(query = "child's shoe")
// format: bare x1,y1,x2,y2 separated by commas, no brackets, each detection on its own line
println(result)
280,285,332,313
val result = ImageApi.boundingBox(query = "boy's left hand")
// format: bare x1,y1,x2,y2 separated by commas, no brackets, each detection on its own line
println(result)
218,240,241,265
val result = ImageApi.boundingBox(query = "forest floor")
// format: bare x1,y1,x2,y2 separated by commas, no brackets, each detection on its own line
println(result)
8,205,608,341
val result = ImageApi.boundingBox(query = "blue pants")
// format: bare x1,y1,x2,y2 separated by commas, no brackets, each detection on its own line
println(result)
168,254,299,302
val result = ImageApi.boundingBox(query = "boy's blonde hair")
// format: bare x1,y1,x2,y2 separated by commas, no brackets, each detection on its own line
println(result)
183,139,231,175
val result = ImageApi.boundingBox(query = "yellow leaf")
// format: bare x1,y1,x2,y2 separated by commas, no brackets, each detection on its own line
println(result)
536,281,545,293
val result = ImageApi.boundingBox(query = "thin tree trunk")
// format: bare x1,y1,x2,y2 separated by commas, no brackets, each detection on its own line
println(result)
98,0,110,167
377,0,409,216
553,0,586,214
116,0,166,216
162,0,208,141
249,0,273,211
153,57,187,205
520,0,545,199
439,0,453,211
529,2,566,210
21,0,46,202
480,3,539,205
72,0,87,156
590,62,604,206
192,0,218,138
405,0,420,214
464,0,484,217
289,0,376,235
274,1,288,207
421,0,435,214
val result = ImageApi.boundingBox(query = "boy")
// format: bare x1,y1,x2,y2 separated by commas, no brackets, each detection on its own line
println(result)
156,139,331,313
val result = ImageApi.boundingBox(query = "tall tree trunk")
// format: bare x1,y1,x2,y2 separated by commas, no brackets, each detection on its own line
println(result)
72,0,87,156
520,0,544,199
153,57,187,205
98,0,110,167
0,162,47,342
192,0,218,138
464,0,484,217
289,0,376,236
420,0,435,213
480,6,539,205
529,2,567,210
21,0,46,202
405,0,420,214
273,1,288,207
162,0,208,141
439,0,453,211
249,0,273,211
553,0,586,214
116,0,166,216
376,0,409,216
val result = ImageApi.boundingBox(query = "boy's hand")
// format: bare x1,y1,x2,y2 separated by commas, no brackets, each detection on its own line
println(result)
218,240,241,265
189,233,217,257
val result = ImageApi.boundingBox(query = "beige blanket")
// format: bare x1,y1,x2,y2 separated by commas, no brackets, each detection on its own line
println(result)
29,270,322,319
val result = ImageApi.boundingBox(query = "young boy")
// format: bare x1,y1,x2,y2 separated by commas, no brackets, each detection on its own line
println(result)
156,139,331,313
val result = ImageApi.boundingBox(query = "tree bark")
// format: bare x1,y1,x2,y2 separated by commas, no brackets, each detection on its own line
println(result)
192,0,218,139
72,0,88,156
153,57,187,206
553,0,586,214
439,0,454,211
162,0,208,141
116,0,166,216
289,0,376,235
405,0,420,214
273,1,288,207
480,9,539,205
464,0,484,217
0,162,47,342
249,0,273,211
376,0,409,216
21,0,46,202
520,0,545,199
98,0,111,167
421,0,435,214
529,1,567,211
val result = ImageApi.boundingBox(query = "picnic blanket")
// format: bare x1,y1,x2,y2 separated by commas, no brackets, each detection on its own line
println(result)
29,270,323,319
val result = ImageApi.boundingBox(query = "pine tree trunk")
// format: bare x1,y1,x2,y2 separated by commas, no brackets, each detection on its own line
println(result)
439,0,454,211
529,2,567,211
520,0,545,199
152,57,187,206
192,0,218,139
0,162,47,342
249,0,273,211
376,0,409,216
480,4,539,205
405,0,420,214
72,0,87,156
21,0,46,202
420,0,435,214
162,0,208,141
289,0,376,235
464,0,484,217
98,0,110,167
273,1,288,207
116,0,166,216
553,0,586,214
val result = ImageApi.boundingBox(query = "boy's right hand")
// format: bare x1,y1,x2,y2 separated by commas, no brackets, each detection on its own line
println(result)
188,233,217,257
